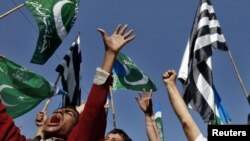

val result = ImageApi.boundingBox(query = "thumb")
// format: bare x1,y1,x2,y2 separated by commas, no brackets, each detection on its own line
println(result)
97,28,107,38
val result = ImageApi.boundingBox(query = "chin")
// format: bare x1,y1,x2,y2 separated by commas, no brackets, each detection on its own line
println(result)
44,126,61,135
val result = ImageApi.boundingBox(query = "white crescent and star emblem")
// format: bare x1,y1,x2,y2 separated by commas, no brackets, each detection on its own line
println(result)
0,84,18,107
117,58,149,86
53,0,73,41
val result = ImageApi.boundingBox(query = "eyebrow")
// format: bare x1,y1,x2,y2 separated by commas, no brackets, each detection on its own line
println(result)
64,108,79,118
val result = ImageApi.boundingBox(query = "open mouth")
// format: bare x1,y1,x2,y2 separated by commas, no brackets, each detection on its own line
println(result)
48,114,62,126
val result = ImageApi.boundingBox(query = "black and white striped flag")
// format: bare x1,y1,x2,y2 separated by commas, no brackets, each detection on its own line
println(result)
178,0,229,123
56,35,82,106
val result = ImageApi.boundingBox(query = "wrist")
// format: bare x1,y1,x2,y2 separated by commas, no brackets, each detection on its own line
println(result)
145,116,155,126
102,51,117,73
145,113,153,117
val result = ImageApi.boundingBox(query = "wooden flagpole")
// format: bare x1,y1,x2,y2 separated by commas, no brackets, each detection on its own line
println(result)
0,3,25,20
109,86,117,128
227,50,250,105
42,74,61,112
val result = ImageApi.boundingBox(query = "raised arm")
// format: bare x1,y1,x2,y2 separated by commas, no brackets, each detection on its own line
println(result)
68,24,135,141
162,70,201,141
135,89,160,141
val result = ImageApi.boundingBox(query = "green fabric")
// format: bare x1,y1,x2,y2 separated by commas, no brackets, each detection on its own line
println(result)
25,0,79,64
155,110,165,141
0,56,52,118
112,52,157,92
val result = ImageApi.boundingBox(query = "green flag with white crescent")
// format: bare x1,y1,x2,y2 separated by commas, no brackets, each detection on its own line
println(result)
112,52,157,92
25,0,79,65
155,107,165,141
0,56,53,118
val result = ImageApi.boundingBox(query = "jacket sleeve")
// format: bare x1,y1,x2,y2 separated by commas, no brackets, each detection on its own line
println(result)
0,101,27,141
68,68,112,141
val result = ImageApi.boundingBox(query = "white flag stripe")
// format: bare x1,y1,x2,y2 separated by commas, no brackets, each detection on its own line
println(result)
200,3,214,14
198,18,220,29
210,34,226,43
155,111,162,119
194,66,214,110
178,42,190,81
194,34,226,52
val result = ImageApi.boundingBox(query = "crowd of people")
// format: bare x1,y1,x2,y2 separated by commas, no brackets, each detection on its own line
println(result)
0,24,249,141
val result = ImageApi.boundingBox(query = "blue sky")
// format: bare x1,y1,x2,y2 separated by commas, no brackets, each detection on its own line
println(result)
0,0,250,140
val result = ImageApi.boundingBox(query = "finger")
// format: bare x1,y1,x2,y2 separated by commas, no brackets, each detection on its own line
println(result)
139,92,144,99
118,24,128,35
123,29,134,39
125,35,136,43
162,72,169,79
114,24,122,34
97,28,108,38
149,89,153,98
143,88,148,97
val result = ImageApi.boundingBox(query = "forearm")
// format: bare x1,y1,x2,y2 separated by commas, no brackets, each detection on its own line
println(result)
35,126,44,140
101,50,117,73
145,115,160,141
166,83,190,122
166,83,200,141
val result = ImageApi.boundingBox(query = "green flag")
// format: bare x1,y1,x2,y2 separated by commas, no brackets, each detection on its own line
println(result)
155,107,165,141
25,0,79,65
0,56,53,118
112,52,157,92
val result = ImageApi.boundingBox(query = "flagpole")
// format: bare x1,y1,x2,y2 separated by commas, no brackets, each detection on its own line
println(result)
109,86,117,128
0,3,25,20
227,50,250,105
42,74,61,111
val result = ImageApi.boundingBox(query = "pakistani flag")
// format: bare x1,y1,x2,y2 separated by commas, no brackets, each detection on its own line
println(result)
0,56,55,118
25,0,79,65
112,52,157,92
155,107,165,141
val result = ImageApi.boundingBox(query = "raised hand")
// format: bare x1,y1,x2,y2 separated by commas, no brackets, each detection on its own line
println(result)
98,24,135,53
135,89,153,116
35,111,47,127
99,24,136,73
162,70,177,86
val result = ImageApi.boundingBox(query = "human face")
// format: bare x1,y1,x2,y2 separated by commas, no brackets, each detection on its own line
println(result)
105,133,125,141
43,107,79,139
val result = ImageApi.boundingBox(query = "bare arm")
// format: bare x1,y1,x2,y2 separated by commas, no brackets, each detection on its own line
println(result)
68,24,135,140
135,89,160,141
162,70,200,141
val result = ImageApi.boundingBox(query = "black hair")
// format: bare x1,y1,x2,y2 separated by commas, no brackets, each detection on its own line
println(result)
248,113,250,121
107,128,132,141
57,106,80,125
